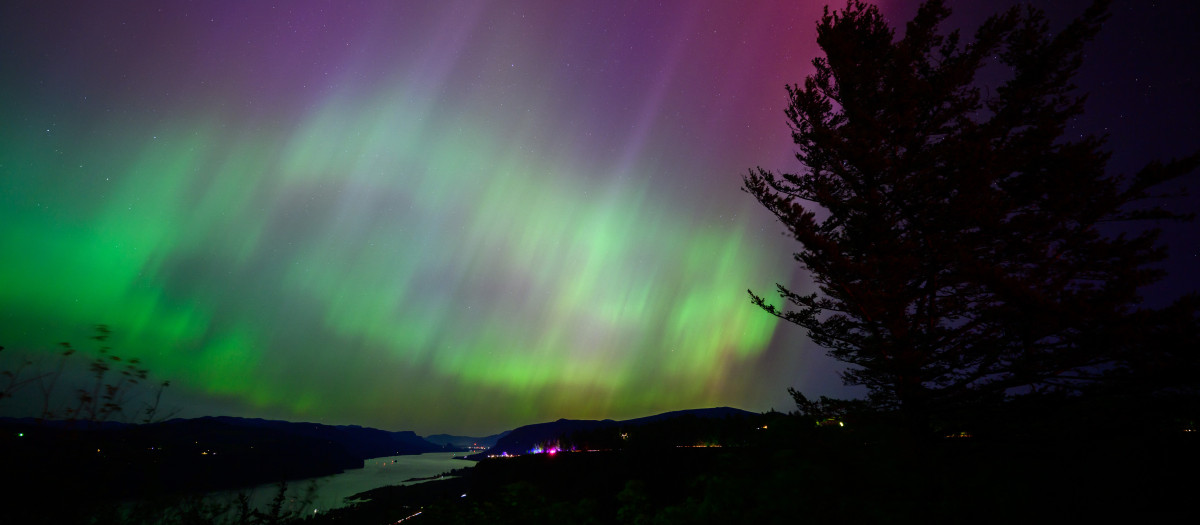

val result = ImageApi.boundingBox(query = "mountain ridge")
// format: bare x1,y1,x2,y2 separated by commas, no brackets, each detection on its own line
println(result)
479,406,757,457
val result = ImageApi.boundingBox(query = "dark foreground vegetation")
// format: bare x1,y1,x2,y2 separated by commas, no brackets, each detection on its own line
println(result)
0,384,1195,523
309,403,1196,524
0,415,444,524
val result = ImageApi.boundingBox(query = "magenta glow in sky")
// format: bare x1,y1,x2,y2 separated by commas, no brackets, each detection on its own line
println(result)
2,0,1196,434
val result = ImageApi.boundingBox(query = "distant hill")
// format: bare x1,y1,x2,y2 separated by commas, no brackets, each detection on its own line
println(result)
619,407,757,426
484,419,617,456
177,416,443,458
0,416,442,496
478,407,757,457
425,430,511,449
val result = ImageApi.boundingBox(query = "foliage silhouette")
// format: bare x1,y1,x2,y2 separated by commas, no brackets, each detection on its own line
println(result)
1,327,318,525
1,324,174,424
744,0,1199,433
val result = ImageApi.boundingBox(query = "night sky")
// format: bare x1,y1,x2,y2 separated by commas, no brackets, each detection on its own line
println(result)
2,0,1196,436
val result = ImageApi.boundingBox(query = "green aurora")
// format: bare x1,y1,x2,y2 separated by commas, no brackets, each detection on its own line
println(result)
5,0,1196,435
0,1,832,434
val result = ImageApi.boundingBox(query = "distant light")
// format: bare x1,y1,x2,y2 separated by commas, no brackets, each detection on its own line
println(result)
838,422,844,427
17,432,23,437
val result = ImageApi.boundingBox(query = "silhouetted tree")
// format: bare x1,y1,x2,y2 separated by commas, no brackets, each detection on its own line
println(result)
745,0,1199,433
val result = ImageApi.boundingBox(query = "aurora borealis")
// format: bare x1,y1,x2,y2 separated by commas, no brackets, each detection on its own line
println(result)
2,0,1196,435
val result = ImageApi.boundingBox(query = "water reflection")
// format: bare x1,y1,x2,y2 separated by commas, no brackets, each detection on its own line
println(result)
228,451,474,513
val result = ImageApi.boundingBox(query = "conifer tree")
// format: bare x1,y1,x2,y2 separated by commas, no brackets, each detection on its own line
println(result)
745,0,1198,430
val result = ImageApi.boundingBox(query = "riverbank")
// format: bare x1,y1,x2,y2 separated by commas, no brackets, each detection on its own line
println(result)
230,451,476,514
305,429,1199,524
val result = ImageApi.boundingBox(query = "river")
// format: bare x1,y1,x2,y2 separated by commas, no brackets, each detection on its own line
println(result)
220,451,474,515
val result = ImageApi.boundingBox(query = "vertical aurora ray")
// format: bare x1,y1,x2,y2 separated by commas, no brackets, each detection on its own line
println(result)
0,0,900,434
